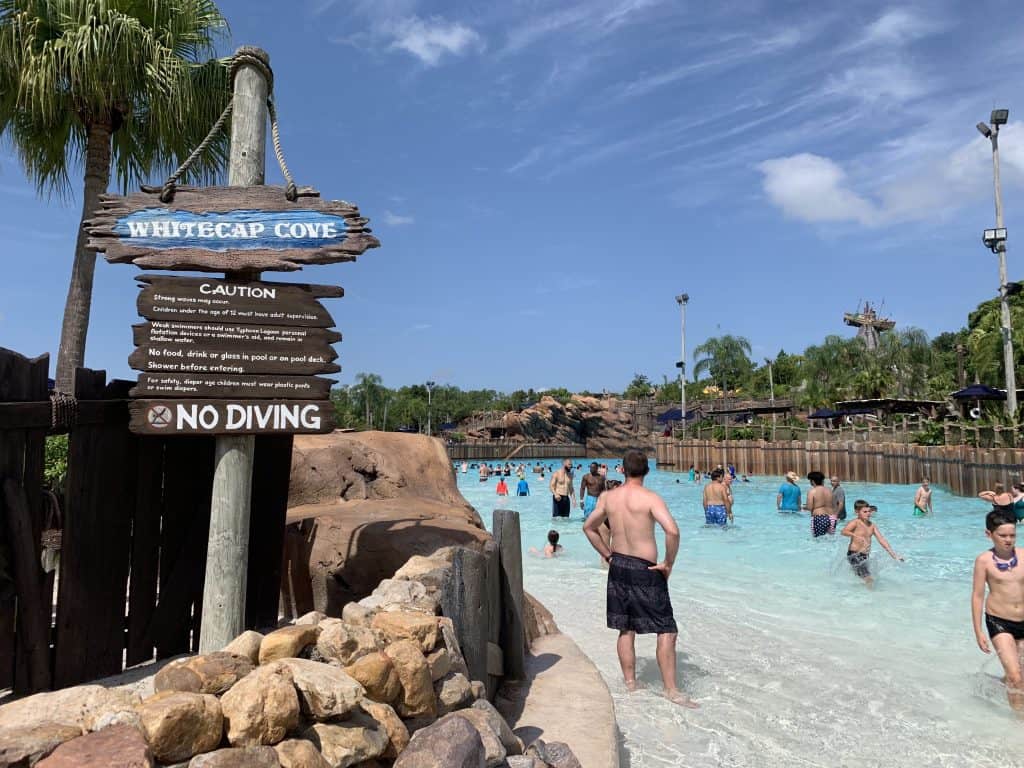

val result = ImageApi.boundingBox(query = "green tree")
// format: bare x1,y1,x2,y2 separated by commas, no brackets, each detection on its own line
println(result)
352,372,383,428
799,335,867,407
623,374,653,400
966,295,1024,389
0,0,231,391
692,335,753,394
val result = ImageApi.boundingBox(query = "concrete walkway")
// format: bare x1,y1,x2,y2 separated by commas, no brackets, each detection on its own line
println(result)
498,632,619,768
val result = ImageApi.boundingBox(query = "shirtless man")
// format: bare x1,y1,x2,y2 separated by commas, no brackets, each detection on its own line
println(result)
914,478,933,517
579,462,606,519
702,468,732,526
478,463,490,482
972,511,1024,712
804,471,834,537
583,450,698,708
549,459,576,518
841,504,902,588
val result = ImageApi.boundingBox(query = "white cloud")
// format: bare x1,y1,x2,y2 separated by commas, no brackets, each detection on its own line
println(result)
857,8,946,47
824,61,928,103
757,154,879,225
758,123,1024,227
383,210,414,226
387,16,483,66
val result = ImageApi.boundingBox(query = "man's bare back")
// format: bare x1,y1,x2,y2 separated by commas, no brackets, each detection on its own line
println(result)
598,484,666,563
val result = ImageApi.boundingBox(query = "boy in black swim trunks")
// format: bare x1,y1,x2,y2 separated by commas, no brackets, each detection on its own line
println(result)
971,511,1024,713
840,503,903,588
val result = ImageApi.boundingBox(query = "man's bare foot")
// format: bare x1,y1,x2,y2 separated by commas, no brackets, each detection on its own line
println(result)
624,679,640,692
665,689,699,708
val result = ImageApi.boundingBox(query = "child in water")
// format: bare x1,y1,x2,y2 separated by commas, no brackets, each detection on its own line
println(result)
971,510,1024,713
840,503,903,588
529,530,564,558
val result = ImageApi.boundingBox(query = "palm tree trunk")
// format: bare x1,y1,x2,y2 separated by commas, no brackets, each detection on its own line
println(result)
54,123,112,392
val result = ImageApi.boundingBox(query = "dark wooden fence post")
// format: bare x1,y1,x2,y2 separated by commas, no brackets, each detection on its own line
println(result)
442,547,488,686
0,348,50,692
493,509,525,681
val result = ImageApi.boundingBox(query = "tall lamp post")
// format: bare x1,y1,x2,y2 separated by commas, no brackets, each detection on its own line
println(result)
425,380,436,436
765,357,776,441
675,294,689,438
978,109,1018,420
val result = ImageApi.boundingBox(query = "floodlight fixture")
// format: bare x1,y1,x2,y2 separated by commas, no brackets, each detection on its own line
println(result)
675,293,689,305
992,109,1009,126
983,227,1008,252
977,122,993,138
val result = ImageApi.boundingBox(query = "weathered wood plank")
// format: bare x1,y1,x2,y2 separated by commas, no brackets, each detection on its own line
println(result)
2,479,51,691
131,373,335,401
245,435,293,630
128,340,339,376
86,185,380,272
0,349,49,693
0,400,128,430
53,371,137,687
129,400,335,436
125,438,164,667
153,438,214,658
137,276,342,327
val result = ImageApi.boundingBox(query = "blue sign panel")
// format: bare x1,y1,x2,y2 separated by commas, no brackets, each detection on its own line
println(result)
114,209,349,252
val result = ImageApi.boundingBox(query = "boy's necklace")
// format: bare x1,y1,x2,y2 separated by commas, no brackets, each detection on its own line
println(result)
991,548,1019,571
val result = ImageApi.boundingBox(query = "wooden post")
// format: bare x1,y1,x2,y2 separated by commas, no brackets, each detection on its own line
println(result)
442,547,488,686
493,509,525,681
199,47,269,653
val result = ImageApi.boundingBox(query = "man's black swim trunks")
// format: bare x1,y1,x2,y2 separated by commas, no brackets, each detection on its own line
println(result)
986,613,1024,640
606,553,677,635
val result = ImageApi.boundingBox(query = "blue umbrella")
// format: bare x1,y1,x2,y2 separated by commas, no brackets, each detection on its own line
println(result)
952,384,1006,400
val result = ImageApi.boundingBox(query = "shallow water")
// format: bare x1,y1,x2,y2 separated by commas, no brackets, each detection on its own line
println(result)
456,460,1024,768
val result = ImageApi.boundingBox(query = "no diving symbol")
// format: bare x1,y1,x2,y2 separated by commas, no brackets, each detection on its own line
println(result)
147,405,172,429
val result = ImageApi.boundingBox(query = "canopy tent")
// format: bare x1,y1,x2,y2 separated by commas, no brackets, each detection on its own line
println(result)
656,407,697,424
808,408,839,420
951,384,1006,400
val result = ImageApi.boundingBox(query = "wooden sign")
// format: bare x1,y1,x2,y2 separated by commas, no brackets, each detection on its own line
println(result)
129,342,339,376
86,185,380,272
133,322,342,348
131,373,335,400
137,276,341,327
129,399,335,435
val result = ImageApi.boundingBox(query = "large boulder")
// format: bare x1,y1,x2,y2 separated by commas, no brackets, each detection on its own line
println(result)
393,715,484,768
187,746,280,768
384,640,436,719
299,711,387,768
0,685,140,733
259,626,320,664
220,664,300,747
135,691,222,764
344,652,401,704
315,620,382,666
35,725,152,768
274,739,330,768
283,433,490,615
0,723,82,766
154,653,254,695
359,700,409,759
371,612,439,653
266,659,363,721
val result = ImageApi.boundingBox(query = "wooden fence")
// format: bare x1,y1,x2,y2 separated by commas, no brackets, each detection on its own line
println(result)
447,442,587,460
654,437,1024,497
0,348,292,694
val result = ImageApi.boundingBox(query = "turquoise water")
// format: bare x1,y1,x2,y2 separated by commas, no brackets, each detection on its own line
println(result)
456,461,1024,768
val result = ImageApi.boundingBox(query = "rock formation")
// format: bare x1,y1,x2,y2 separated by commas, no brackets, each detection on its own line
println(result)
463,395,649,456
283,432,490,615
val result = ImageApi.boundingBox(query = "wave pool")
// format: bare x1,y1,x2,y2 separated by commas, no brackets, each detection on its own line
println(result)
456,459,1024,768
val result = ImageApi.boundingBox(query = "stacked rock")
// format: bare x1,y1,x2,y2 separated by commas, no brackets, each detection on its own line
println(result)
0,550,581,768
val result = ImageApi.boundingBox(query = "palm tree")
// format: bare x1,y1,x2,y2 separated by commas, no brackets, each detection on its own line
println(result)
967,296,1024,389
0,0,231,391
353,373,383,429
692,335,753,396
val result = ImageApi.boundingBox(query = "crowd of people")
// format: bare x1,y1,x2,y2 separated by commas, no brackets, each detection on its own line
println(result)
458,453,1024,713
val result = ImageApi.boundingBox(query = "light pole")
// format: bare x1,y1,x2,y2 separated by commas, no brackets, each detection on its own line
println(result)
765,357,776,442
425,380,436,436
675,294,689,438
978,108,1018,419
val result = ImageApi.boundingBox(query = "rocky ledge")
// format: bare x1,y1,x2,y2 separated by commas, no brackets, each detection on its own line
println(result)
0,550,582,768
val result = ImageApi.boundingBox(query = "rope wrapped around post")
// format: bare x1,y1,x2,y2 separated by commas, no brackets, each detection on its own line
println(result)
148,47,299,203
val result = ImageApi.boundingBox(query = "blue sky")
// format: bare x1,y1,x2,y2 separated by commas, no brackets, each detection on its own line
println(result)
4,0,1024,392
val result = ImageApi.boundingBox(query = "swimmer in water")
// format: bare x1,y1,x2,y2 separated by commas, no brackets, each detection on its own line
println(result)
529,529,564,558
841,503,903,589
971,510,1024,713
702,468,732,526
